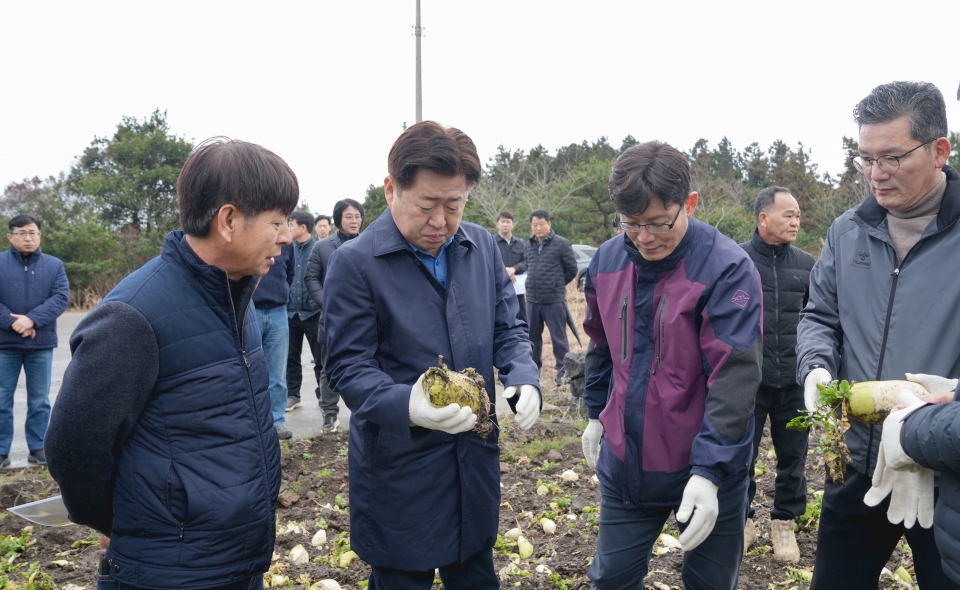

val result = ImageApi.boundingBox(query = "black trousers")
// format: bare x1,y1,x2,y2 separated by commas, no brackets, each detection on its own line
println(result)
810,465,959,590
516,293,527,324
286,313,323,400
527,301,569,379
748,384,809,520
367,549,499,590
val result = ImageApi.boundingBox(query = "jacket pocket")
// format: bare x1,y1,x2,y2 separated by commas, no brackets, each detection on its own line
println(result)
653,296,667,374
619,294,629,363
165,462,188,539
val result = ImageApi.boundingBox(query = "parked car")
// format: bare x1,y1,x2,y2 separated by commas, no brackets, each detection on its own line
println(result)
573,245,597,291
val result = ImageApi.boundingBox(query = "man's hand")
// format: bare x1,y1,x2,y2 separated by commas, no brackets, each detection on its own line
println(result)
9,314,35,335
408,374,477,434
21,328,36,339
864,432,934,529
901,373,957,407
99,534,110,549
581,419,603,468
676,474,720,551
502,384,539,430
803,368,833,413
505,267,517,283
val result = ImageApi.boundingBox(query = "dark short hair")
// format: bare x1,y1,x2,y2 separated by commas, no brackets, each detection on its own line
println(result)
8,214,41,232
754,186,791,223
609,141,690,216
176,137,300,237
529,209,550,223
288,210,314,228
388,121,481,190
332,199,364,229
497,210,515,221
854,81,948,143
314,215,331,226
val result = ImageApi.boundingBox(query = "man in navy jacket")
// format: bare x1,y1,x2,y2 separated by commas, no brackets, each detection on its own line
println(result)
324,122,541,589
46,138,296,590
0,214,69,466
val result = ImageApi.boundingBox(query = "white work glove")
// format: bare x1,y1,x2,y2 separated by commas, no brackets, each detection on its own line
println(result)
881,390,929,471
803,367,833,413
408,373,477,434
502,384,540,430
581,419,603,468
905,372,959,395
676,474,720,551
864,419,935,529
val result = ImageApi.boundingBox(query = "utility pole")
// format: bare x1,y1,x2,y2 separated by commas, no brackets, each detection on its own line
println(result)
414,0,422,123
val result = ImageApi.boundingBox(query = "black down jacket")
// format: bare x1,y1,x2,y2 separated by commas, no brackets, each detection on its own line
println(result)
523,230,578,304
740,230,814,389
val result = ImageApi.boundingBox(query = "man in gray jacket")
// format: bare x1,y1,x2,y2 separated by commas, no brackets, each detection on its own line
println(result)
797,80,960,590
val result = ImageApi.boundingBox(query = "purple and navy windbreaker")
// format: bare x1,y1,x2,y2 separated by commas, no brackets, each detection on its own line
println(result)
583,219,762,507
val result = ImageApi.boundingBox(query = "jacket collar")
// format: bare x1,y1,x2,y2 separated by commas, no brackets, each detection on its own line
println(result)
371,207,475,257
528,230,555,247
495,232,517,245
855,164,960,232
623,218,699,274
161,231,261,300
749,229,789,259
295,236,317,252
8,245,42,265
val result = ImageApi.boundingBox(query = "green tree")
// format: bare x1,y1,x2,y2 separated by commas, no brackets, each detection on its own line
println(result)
67,109,193,236
362,184,387,223
949,131,960,170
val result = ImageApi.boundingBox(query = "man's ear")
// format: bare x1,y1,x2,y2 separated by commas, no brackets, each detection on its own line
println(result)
215,204,243,243
934,136,952,168
384,176,397,207
685,192,699,217
757,210,768,229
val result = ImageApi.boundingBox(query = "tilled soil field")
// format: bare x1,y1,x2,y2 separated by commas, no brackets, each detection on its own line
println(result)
0,411,921,590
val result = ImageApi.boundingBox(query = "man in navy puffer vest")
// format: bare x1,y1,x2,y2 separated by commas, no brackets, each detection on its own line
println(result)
45,138,297,590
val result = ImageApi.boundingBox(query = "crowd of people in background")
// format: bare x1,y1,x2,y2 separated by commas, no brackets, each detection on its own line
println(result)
0,78,956,590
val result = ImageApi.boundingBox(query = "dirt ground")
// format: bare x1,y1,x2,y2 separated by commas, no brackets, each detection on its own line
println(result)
0,287,922,589
0,419,922,590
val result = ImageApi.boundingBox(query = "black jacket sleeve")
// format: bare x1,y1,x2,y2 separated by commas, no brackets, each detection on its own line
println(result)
44,301,160,535
513,243,527,275
305,240,325,309
561,240,578,285
902,399,960,475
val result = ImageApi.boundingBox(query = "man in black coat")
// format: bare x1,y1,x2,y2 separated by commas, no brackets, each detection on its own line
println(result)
494,210,527,323
524,209,578,384
739,186,814,562
304,198,364,432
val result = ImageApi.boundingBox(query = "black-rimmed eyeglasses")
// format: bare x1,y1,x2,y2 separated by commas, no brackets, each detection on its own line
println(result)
852,138,935,175
616,206,682,235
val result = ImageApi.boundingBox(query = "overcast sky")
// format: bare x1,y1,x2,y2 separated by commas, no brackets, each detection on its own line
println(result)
3,1,959,216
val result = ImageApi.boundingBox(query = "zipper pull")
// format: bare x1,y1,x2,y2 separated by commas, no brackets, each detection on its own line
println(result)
243,352,250,368
892,268,900,276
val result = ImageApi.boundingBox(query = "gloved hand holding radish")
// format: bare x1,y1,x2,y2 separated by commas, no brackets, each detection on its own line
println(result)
863,390,934,528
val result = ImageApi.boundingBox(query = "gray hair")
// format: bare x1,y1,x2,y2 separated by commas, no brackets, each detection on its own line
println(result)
754,186,791,223
853,81,947,143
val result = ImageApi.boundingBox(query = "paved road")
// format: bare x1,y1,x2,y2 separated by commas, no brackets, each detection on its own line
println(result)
7,312,523,468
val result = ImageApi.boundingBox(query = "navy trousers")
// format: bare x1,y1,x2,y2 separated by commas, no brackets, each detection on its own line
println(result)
810,465,960,590
367,548,499,590
588,477,748,590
